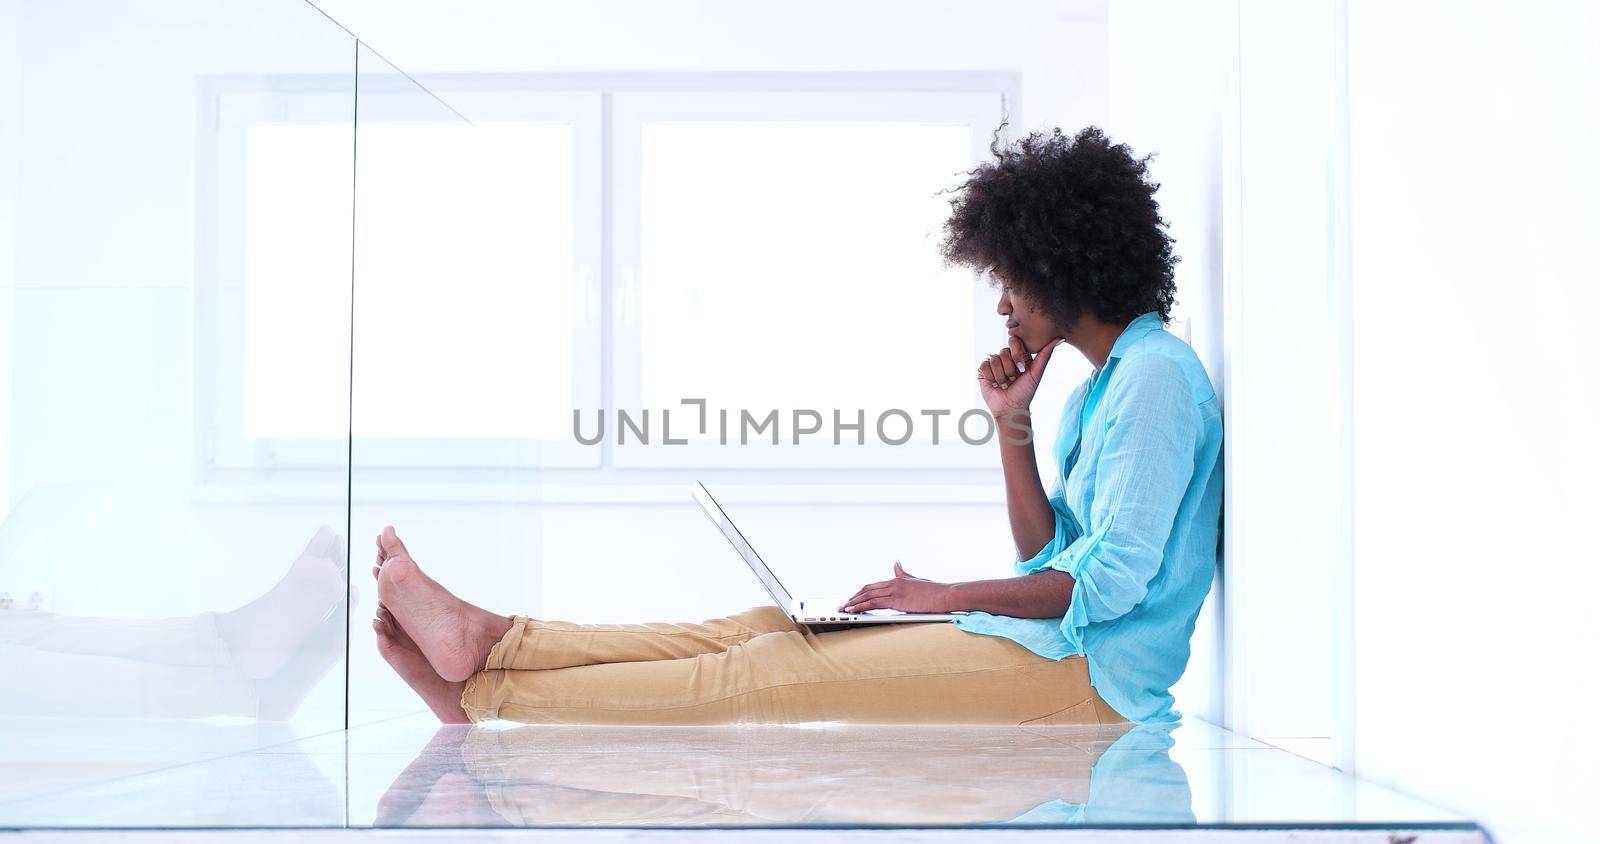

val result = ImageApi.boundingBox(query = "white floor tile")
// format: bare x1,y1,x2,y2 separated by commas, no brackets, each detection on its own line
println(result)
0,714,1483,838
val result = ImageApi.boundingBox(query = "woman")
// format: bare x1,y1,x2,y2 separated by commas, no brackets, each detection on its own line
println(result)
373,126,1222,726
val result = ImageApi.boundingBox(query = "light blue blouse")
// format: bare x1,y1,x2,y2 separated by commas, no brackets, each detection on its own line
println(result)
954,312,1223,724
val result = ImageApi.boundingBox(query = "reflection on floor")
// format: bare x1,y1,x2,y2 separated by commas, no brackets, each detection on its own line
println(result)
0,712,1484,840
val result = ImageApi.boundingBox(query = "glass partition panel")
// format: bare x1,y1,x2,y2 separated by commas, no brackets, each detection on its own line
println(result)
0,0,355,821
346,48,564,724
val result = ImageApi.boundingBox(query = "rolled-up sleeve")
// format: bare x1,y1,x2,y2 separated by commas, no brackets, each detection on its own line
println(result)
1014,488,1082,576
1033,355,1200,651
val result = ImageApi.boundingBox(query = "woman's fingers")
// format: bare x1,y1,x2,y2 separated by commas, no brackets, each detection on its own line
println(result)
986,355,1010,385
980,346,1026,388
843,586,894,610
998,348,1023,380
845,581,894,604
846,585,893,603
978,353,1010,387
893,560,924,580
843,593,895,612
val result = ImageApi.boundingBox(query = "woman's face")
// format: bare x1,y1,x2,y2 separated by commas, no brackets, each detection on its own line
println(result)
995,284,1061,354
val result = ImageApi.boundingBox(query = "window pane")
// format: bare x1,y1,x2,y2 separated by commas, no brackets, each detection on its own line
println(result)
639,123,975,438
247,121,576,441
245,123,357,440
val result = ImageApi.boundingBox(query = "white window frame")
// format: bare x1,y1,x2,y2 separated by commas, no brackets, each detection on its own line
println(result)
198,82,355,478
197,73,1018,485
198,81,602,476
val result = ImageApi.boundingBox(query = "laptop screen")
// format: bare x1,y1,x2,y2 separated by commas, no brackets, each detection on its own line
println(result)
691,483,794,610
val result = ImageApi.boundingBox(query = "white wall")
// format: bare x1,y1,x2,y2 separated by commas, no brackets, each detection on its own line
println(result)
1221,0,1599,838
315,0,1109,135
1221,0,1349,755
1345,1,1600,840
0,0,17,520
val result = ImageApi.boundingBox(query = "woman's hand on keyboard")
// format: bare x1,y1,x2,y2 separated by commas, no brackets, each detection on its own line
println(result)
841,561,954,614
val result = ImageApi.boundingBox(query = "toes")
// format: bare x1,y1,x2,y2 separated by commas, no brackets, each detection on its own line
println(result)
374,608,402,642
378,606,404,639
379,525,411,560
372,565,381,581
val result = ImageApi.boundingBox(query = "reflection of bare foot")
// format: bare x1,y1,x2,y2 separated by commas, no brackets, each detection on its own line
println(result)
410,771,508,827
375,605,470,724
377,726,507,828
376,726,473,824
374,526,512,683
255,594,348,720
217,526,347,680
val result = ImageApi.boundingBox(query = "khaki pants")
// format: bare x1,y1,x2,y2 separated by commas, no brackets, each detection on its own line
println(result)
459,606,1125,726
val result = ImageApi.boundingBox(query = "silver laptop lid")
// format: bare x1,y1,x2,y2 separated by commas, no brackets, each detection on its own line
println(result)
691,482,794,610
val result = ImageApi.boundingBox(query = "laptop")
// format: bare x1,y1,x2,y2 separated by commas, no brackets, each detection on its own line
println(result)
692,482,966,627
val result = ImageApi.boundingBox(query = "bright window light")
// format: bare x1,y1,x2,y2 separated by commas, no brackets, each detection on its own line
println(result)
638,122,977,439
244,123,353,441
245,121,576,441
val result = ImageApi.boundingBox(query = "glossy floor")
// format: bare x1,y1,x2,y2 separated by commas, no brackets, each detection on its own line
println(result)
0,712,1480,832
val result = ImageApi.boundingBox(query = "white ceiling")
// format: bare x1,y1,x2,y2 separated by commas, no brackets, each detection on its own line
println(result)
311,0,1108,75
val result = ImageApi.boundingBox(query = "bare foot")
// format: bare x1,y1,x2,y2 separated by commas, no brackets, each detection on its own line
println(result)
374,525,513,682
375,605,471,724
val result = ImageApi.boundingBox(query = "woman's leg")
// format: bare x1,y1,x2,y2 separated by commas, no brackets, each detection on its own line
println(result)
483,607,799,672
374,526,798,681
461,621,1126,726
372,597,796,723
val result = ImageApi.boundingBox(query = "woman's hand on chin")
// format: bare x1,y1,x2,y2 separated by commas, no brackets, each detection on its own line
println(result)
841,561,955,614
979,337,1062,415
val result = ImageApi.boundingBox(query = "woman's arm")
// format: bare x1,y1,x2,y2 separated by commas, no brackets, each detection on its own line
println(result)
998,414,1057,560
981,337,1065,560
948,569,1074,618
